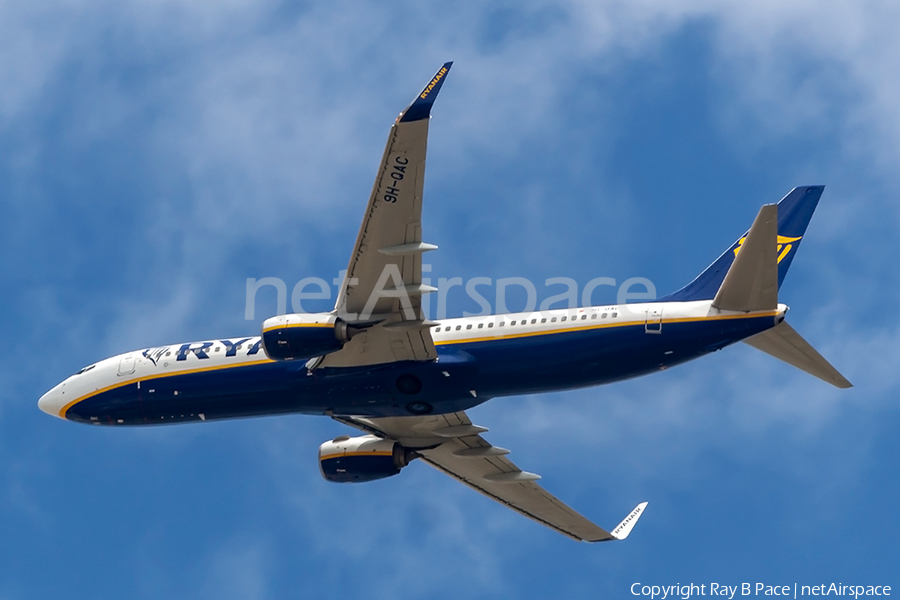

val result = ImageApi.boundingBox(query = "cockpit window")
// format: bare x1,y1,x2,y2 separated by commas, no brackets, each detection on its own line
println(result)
75,364,96,375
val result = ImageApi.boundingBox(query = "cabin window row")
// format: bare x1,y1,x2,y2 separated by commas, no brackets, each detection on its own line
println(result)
434,311,618,333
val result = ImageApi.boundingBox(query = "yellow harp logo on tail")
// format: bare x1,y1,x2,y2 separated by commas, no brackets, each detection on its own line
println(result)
733,235,802,264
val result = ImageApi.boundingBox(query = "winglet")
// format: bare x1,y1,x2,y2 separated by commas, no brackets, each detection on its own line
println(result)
399,62,453,123
609,502,649,541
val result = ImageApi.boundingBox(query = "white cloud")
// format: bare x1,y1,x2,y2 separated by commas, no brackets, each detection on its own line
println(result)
5,0,898,278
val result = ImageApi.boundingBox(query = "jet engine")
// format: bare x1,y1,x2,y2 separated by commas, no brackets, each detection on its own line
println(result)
318,434,418,483
261,313,360,361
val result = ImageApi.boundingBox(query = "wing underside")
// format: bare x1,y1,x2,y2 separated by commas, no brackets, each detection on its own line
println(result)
322,64,453,368
335,411,647,542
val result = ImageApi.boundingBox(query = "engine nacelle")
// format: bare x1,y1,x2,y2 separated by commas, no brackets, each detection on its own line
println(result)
318,434,417,483
261,313,344,361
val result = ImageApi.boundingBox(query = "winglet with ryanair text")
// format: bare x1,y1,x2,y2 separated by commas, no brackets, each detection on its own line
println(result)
399,61,453,122
608,502,649,541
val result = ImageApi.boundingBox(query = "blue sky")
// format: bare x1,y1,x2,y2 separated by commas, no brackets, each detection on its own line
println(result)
1,1,898,598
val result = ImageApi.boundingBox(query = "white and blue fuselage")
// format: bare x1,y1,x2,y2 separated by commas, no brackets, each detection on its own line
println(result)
39,300,786,425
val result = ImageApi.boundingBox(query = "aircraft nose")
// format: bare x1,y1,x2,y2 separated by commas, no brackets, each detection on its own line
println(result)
38,383,66,418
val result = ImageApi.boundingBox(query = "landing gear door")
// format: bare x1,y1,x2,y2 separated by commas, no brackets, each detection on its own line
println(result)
645,308,662,334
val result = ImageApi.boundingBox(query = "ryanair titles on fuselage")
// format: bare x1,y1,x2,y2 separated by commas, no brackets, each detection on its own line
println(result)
142,338,264,366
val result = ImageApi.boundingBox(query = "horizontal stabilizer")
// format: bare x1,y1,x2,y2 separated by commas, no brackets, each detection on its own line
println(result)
712,204,778,312
744,321,852,388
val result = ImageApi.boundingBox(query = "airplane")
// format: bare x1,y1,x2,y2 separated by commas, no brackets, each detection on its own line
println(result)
38,62,851,543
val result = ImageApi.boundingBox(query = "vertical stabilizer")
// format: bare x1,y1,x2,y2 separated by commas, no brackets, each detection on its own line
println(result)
773,186,822,287
660,186,823,302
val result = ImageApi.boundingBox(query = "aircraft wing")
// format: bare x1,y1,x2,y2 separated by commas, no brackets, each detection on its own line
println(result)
322,63,452,368
334,411,648,542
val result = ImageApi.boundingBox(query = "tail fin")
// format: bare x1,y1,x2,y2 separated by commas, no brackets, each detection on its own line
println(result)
669,185,851,388
660,186,823,302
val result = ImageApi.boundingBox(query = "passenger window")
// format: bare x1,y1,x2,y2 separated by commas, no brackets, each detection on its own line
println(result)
541,318,547,323
488,323,494,328
591,314,597,319
582,315,587,320
531,319,536,324
466,324,472,330
602,313,607,319
612,312,618,318
445,326,451,331
478,323,484,329
455,325,461,331
500,322,505,327
551,317,557,322
561,316,567,322
511,320,516,326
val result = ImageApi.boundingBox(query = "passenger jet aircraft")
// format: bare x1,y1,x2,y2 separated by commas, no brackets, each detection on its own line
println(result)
38,63,851,543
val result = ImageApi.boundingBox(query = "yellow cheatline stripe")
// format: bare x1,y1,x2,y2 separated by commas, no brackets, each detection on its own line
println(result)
59,358,276,419
320,451,393,460
261,322,333,333
435,311,778,346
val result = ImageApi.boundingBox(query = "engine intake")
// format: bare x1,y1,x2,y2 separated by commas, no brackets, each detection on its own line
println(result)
319,434,417,483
